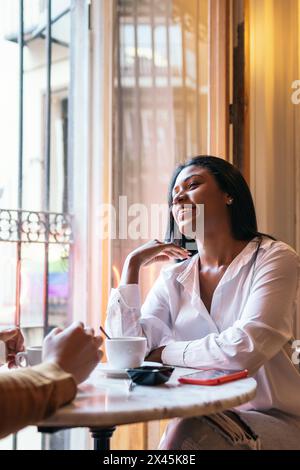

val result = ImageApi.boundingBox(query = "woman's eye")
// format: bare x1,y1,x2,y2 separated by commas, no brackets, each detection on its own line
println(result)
188,183,198,189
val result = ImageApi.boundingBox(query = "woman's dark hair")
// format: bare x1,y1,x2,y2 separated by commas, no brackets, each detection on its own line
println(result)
165,156,275,250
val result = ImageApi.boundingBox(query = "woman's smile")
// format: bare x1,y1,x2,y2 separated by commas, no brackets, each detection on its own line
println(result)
177,207,196,222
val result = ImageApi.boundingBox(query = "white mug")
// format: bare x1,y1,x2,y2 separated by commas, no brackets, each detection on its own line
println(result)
105,337,147,369
16,346,43,367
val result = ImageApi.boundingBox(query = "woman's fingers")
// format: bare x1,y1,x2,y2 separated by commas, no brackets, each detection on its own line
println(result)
143,252,187,266
153,240,190,254
151,243,189,257
165,248,190,256
143,255,170,266
162,248,191,260
134,239,192,268
163,243,191,255
142,243,192,266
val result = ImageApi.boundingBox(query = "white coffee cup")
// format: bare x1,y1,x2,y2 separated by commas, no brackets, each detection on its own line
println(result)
16,346,42,367
105,337,147,369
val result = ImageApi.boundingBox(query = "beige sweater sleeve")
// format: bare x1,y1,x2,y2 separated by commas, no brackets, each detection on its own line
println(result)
0,362,77,439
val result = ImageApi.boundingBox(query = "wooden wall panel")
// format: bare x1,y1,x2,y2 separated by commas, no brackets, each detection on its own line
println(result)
111,423,147,450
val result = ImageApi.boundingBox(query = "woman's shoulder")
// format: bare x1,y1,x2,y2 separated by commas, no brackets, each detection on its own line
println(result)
259,236,300,266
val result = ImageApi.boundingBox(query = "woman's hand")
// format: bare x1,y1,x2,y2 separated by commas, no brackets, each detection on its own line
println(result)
146,346,166,363
0,328,25,368
120,240,192,284
130,239,191,267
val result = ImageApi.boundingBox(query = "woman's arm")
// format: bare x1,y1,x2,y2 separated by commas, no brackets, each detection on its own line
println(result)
105,240,190,354
105,271,175,355
119,255,141,285
119,240,191,285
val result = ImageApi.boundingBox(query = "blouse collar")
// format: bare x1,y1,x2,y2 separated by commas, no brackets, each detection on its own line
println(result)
175,236,272,289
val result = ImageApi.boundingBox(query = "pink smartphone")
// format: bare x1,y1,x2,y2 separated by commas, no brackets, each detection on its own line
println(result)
178,368,249,386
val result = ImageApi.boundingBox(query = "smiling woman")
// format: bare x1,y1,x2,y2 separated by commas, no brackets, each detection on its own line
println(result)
106,155,300,450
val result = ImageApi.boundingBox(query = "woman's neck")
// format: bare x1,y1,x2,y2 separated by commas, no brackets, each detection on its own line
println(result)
196,233,250,268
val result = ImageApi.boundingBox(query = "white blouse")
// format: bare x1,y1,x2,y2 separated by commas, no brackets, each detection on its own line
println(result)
106,236,300,417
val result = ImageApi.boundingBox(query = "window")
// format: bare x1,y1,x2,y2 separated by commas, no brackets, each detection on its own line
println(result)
0,0,73,450
0,0,72,334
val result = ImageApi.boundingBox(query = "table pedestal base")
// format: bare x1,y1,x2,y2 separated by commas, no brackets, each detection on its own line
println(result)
38,426,116,450
90,427,116,450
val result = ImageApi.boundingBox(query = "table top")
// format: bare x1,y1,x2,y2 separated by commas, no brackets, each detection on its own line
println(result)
39,364,257,429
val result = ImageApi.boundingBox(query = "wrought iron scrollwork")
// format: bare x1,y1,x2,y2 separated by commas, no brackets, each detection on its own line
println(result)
0,209,73,244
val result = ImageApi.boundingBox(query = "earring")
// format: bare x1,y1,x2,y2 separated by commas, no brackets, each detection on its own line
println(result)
227,198,233,206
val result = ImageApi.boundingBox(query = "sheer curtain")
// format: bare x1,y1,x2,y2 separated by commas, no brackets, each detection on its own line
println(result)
113,0,211,300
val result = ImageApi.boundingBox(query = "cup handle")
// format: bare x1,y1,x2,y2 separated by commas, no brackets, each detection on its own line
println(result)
15,352,28,367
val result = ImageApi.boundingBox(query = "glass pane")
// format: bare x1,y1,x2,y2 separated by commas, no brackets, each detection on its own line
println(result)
49,3,71,213
22,0,47,212
16,426,42,450
20,243,45,328
48,243,71,329
0,0,20,210
0,242,17,326
52,0,71,19
52,0,71,46
23,0,43,31
21,0,71,213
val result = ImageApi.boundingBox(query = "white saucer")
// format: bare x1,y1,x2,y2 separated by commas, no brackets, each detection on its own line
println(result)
98,361,161,378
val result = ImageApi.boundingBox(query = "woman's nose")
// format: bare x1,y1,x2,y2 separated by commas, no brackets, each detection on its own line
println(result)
172,190,188,205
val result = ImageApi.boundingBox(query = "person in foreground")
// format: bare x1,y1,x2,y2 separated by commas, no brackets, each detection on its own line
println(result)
106,156,300,450
0,323,103,439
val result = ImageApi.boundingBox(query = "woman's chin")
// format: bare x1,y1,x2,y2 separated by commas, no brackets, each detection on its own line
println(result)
178,228,195,240
178,218,202,240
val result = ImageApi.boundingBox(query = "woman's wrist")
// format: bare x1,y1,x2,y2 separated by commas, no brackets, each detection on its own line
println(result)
146,346,166,363
120,254,141,285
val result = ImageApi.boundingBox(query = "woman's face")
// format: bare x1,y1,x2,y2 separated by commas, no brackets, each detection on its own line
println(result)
171,165,231,237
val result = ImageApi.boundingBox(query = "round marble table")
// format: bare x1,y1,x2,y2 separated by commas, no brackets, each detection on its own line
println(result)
38,364,257,450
